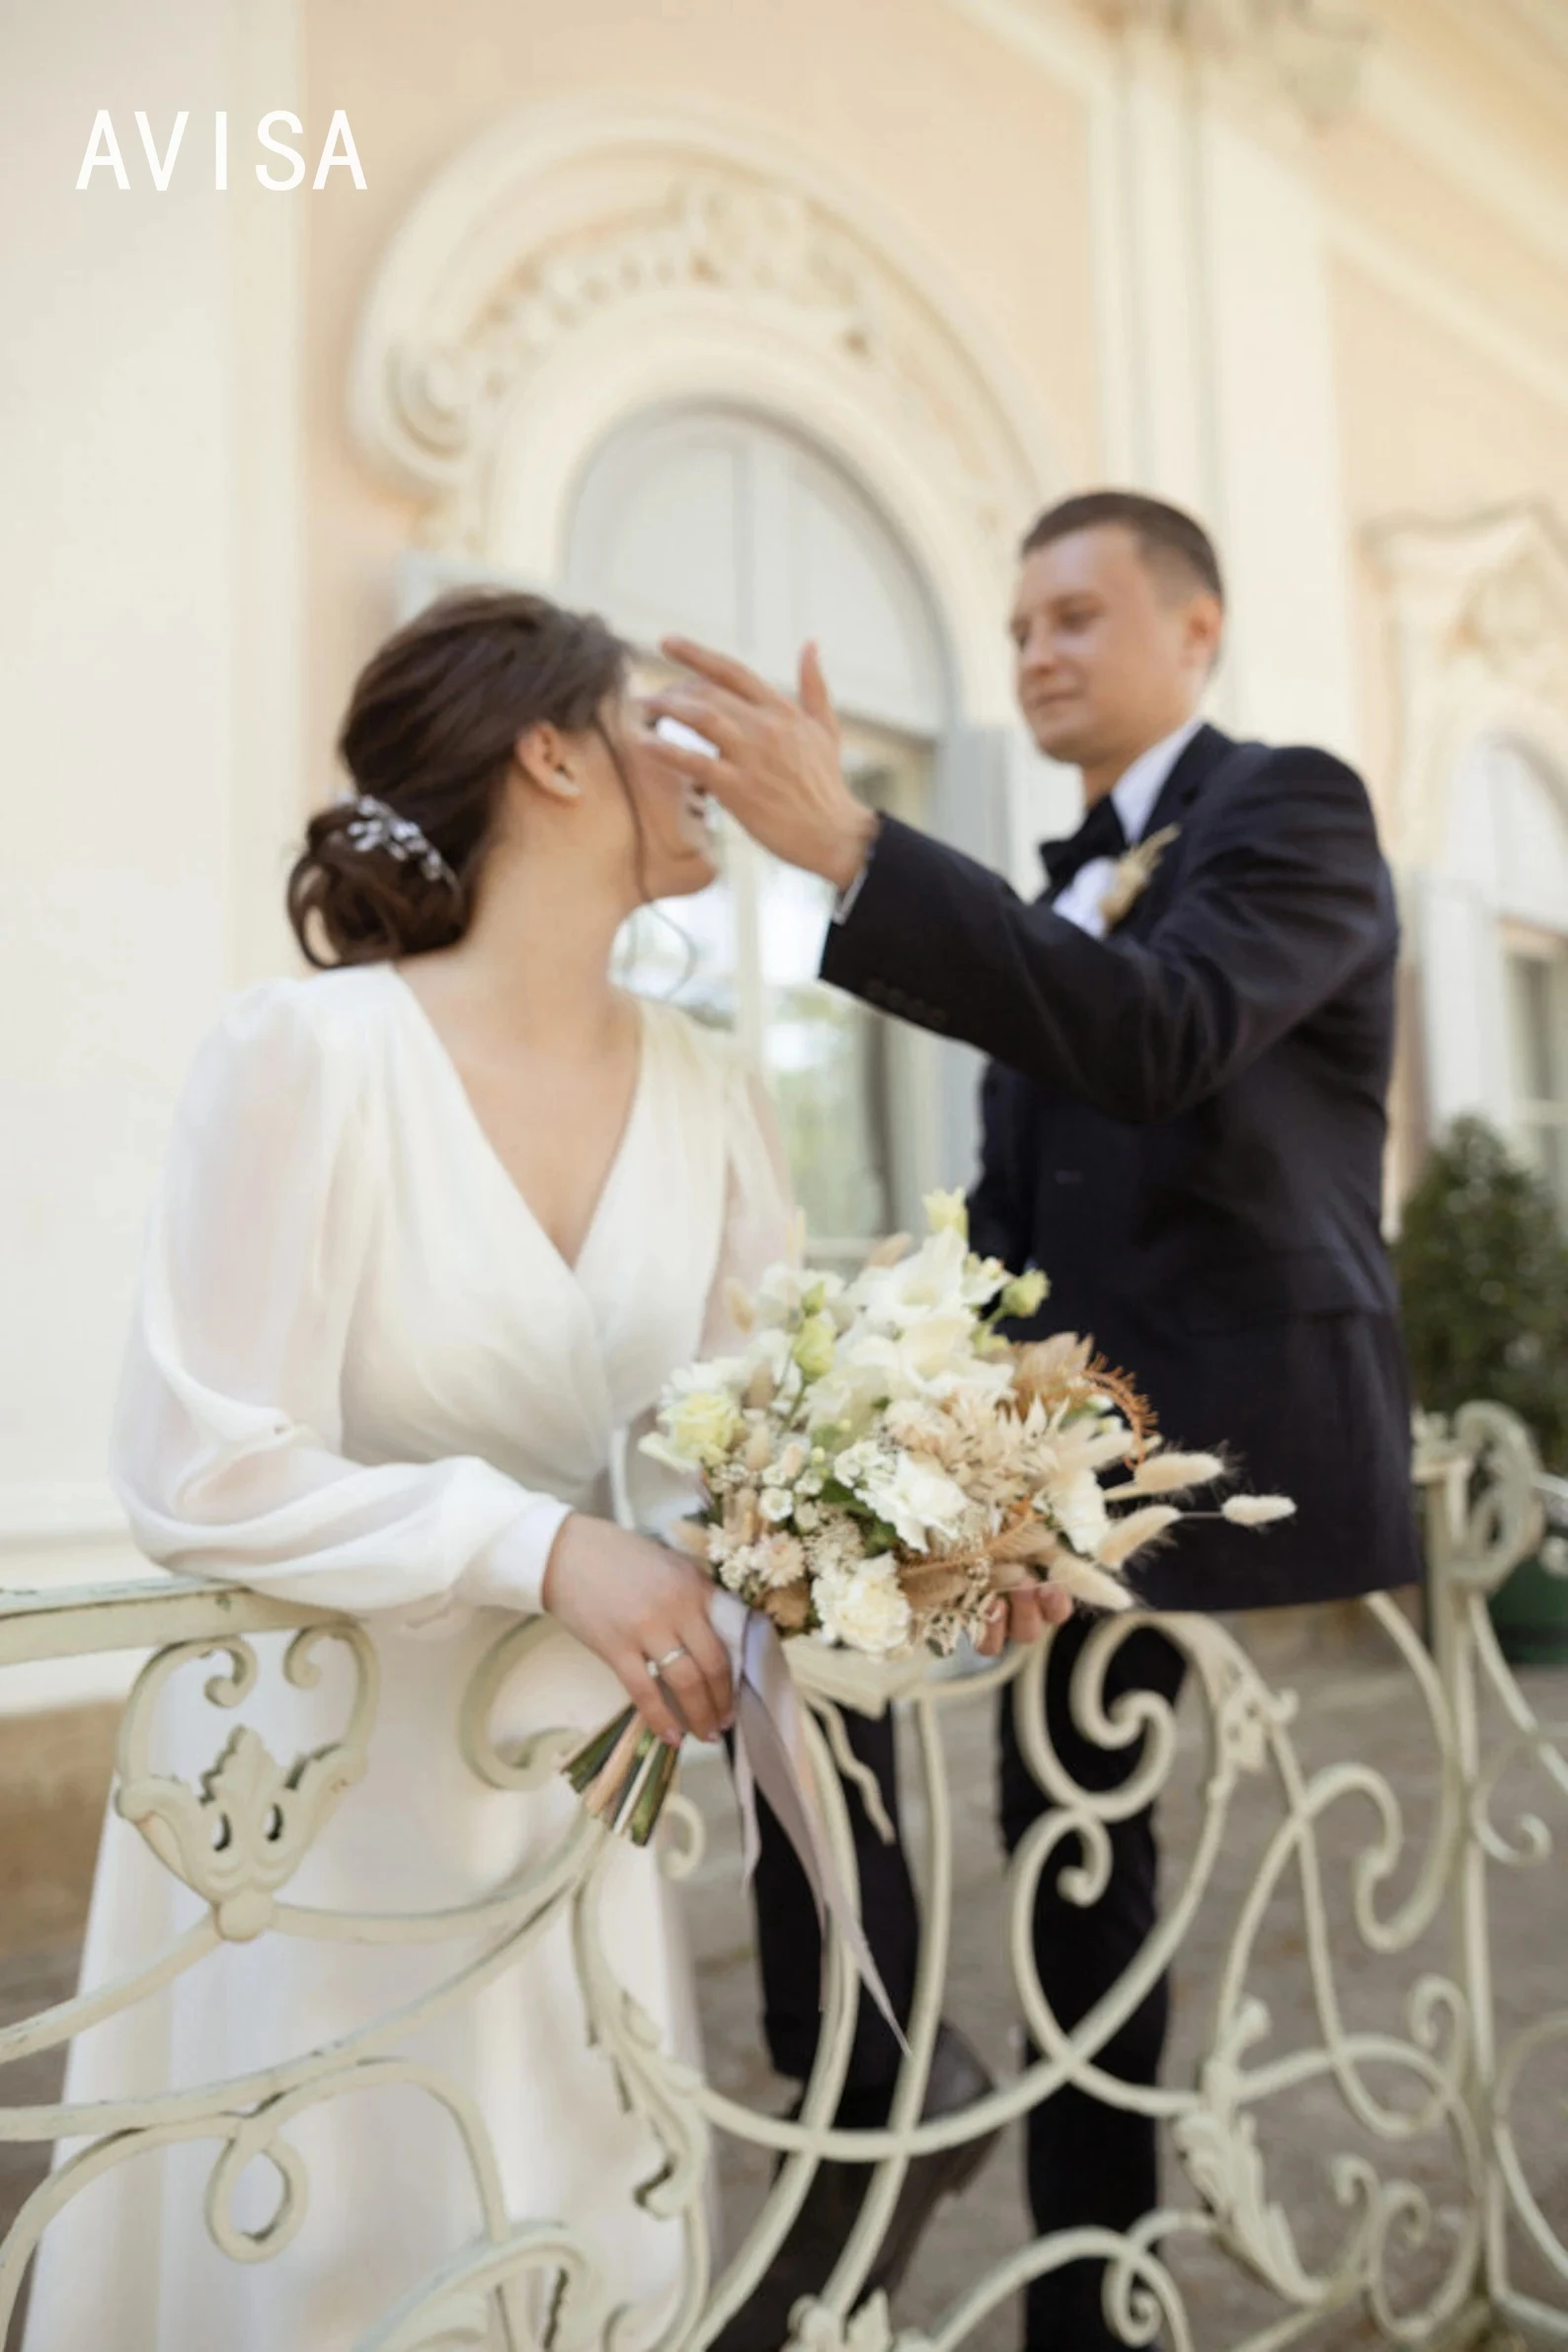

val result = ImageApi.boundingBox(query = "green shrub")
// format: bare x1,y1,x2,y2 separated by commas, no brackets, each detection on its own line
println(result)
1394,1116,1568,1474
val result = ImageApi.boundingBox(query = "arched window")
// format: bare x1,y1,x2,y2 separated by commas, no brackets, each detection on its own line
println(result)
564,404,961,1259
1424,736,1568,1211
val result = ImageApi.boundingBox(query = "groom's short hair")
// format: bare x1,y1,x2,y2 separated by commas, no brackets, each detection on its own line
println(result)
1020,491,1224,605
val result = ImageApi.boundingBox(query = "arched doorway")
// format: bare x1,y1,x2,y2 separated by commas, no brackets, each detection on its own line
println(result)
564,403,954,1258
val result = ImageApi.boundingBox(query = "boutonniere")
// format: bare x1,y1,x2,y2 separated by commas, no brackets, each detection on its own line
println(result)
1099,823,1181,931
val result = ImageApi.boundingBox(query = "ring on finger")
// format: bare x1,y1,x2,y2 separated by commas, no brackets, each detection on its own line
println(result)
649,1644,689,1676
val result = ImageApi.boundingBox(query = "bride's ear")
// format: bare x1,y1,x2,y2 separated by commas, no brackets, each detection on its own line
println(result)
513,722,584,804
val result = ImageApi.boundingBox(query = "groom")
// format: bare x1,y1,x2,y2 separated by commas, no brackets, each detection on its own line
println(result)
652,490,1423,2347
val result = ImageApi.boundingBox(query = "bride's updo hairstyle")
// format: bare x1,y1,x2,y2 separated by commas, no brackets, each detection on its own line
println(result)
287,588,628,969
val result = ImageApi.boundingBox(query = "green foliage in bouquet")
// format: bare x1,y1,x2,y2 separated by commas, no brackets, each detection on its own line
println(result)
1394,1115,1568,1474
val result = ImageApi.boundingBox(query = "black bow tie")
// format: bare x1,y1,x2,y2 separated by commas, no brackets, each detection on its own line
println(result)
1040,795,1127,894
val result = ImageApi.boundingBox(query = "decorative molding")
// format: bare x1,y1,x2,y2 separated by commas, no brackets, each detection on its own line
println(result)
1080,0,1376,126
1370,502,1568,745
349,95,1058,723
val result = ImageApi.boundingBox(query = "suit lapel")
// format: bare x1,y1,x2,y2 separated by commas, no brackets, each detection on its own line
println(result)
1111,722,1235,938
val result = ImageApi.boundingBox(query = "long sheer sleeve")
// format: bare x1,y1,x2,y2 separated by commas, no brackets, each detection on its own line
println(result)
624,1058,795,1544
112,981,570,1618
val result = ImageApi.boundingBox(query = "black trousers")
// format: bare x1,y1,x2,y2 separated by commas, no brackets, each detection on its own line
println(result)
750,1615,1187,2345
750,1702,919,2119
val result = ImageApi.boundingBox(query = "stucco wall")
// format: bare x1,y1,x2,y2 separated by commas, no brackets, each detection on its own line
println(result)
299,0,1100,793
2,1,237,1555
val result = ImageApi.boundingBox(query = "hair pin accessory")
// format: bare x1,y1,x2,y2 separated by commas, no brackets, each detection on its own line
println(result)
344,795,458,889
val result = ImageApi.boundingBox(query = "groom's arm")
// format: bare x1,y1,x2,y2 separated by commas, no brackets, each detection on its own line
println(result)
822,749,1390,1127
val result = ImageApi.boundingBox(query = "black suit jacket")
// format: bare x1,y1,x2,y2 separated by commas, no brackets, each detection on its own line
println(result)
821,723,1422,1609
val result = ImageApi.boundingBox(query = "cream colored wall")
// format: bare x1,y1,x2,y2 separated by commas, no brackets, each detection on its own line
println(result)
1,0,303,1710
2,1,237,1603
299,0,1100,789
1334,254,1568,824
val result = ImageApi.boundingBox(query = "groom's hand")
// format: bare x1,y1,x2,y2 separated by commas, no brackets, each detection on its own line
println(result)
649,639,878,892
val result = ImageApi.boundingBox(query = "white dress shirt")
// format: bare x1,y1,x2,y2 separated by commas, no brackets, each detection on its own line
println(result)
1050,714,1204,938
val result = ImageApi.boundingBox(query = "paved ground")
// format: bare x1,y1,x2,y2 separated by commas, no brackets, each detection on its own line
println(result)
1,1607,1564,2349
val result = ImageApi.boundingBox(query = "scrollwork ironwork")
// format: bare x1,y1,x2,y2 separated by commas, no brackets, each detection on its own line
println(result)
0,1401,1562,2345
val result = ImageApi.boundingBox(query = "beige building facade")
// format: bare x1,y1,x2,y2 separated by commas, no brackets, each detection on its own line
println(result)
7,0,1568,1689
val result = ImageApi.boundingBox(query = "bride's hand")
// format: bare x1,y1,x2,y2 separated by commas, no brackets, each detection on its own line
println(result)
541,1514,735,1747
973,1581,1076,1658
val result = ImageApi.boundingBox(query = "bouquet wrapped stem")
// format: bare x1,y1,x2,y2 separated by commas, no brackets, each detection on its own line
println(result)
565,1708,681,1846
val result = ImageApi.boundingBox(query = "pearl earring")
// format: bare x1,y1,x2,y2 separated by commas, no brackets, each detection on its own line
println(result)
555,766,582,800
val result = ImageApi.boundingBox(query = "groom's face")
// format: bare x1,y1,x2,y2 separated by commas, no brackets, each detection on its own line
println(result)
1009,525,1217,774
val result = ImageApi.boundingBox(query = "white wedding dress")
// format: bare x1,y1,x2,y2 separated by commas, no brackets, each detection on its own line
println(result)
23,962,791,2352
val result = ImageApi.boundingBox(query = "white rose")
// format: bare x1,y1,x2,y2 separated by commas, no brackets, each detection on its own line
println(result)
814,1559,913,1656
659,1383,745,1468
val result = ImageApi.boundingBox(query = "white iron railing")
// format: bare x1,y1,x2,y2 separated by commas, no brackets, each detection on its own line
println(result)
0,1402,1564,2350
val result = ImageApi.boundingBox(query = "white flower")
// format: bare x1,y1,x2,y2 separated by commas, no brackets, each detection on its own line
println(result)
802,1358,889,1438
759,1487,795,1524
753,1261,845,1328
795,1501,822,1532
645,1372,745,1469
815,1558,913,1656
832,1440,883,1487
848,1227,973,1332
743,1326,794,1386
1050,1467,1110,1557
755,1532,808,1587
923,1187,969,1238
865,1454,972,1550
999,1269,1050,1320
1220,1495,1297,1527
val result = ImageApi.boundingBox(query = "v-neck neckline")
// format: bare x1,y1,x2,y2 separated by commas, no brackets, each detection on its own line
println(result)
384,962,654,1286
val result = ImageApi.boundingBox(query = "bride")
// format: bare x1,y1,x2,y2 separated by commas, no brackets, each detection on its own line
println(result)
23,588,792,2352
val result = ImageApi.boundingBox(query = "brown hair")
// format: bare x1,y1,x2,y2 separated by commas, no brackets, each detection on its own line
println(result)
1020,490,1224,604
287,588,629,968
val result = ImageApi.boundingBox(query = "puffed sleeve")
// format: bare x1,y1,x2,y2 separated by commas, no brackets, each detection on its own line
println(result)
112,980,570,1617
623,1056,795,1543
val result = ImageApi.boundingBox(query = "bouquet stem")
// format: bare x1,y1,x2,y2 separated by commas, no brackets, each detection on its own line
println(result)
563,1707,682,1846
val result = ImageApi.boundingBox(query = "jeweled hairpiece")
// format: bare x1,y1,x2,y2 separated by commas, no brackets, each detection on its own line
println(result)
343,795,458,890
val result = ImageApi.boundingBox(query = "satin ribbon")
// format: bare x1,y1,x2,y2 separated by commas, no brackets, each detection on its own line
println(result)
709,1589,908,2053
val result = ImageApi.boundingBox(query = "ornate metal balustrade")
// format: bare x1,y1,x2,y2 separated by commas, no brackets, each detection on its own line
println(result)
0,1402,1563,2350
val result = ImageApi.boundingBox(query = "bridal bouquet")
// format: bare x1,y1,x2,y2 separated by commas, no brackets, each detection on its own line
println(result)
564,1191,1294,1844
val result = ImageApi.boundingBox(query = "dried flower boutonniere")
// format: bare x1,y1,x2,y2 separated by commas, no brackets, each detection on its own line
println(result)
1099,823,1180,931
